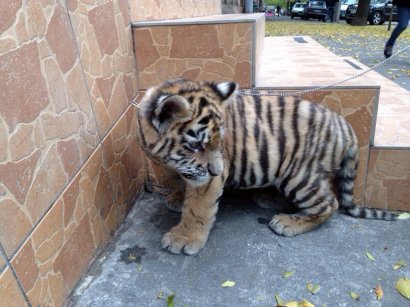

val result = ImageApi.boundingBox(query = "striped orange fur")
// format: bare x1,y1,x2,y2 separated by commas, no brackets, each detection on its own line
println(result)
137,79,397,255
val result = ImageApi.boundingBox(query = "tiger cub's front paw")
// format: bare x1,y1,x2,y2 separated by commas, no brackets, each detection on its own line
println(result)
162,226,207,255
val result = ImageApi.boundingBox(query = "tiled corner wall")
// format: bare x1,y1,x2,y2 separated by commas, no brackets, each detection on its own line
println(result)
302,88,377,205
364,148,410,211
130,0,221,22
0,0,146,305
133,22,253,89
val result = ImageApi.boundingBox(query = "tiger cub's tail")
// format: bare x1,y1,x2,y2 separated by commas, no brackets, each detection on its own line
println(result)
337,143,398,221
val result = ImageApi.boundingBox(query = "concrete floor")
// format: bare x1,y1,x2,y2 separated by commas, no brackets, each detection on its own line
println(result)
69,191,410,307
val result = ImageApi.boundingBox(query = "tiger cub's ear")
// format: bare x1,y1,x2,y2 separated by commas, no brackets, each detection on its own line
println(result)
215,82,238,105
153,95,192,133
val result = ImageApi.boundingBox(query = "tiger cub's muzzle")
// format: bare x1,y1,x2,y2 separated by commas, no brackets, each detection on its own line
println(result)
177,150,224,186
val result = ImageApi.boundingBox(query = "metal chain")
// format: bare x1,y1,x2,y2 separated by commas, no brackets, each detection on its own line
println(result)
238,44,410,97
130,44,410,107
130,92,141,109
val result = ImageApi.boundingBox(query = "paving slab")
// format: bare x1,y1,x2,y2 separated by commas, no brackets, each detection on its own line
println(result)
69,192,410,307
256,36,410,148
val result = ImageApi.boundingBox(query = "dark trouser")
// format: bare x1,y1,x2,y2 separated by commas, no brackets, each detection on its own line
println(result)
387,6,410,46
327,6,334,22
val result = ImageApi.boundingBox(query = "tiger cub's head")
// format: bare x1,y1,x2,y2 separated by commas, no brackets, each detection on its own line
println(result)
137,79,237,186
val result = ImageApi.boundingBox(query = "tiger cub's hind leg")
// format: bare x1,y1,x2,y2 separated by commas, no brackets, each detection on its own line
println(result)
269,180,339,237
253,188,295,212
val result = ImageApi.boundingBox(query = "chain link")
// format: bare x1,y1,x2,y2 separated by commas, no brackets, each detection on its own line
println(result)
238,44,410,97
130,92,141,109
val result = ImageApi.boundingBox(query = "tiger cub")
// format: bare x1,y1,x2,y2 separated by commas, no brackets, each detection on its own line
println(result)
137,79,397,255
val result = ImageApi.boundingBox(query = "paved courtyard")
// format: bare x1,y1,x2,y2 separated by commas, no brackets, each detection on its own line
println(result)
69,192,410,306
265,18,410,92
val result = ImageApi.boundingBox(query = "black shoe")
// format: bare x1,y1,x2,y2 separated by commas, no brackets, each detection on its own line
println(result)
384,43,393,58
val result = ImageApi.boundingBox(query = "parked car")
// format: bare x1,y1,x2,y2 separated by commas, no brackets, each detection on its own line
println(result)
345,0,397,25
303,0,327,22
340,0,358,19
291,2,306,19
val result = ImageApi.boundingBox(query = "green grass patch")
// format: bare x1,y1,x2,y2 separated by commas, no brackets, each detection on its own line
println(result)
265,21,410,39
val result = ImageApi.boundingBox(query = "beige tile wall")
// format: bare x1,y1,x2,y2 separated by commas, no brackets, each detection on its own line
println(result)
0,0,99,260
67,0,138,138
364,149,410,211
134,22,253,89
0,0,145,305
130,0,221,21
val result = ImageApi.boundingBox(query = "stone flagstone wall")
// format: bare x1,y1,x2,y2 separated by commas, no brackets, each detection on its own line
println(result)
364,149,410,211
133,22,253,89
0,0,147,305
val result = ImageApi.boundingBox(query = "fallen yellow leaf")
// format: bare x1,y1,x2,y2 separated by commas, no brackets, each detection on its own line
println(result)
283,302,299,307
349,291,359,300
396,277,410,300
128,255,137,261
306,282,321,294
275,294,285,306
366,252,375,261
393,260,407,270
283,271,294,278
397,212,410,220
283,299,315,307
374,284,383,300
221,280,235,287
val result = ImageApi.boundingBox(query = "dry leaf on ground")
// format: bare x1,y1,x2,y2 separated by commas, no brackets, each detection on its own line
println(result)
349,291,360,300
374,284,383,300
366,252,375,261
275,294,285,306
283,271,294,278
281,299,315,307
397,212,410,220
396,277,410,300
307,282,321,294
393,260,407,270
221,280,235,287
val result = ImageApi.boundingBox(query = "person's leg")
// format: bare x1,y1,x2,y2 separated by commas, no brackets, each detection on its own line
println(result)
385,6,410,57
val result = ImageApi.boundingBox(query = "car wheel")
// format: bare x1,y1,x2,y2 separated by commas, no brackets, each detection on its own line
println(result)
291,14,294,19
346,19,352,24
370,11,383,25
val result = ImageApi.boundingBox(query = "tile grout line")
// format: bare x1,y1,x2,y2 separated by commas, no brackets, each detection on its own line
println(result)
62,0,142,221
62,0,104,144
0,243,32,307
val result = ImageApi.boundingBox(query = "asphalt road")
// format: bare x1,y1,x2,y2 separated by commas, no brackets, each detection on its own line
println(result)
267,16,410,92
